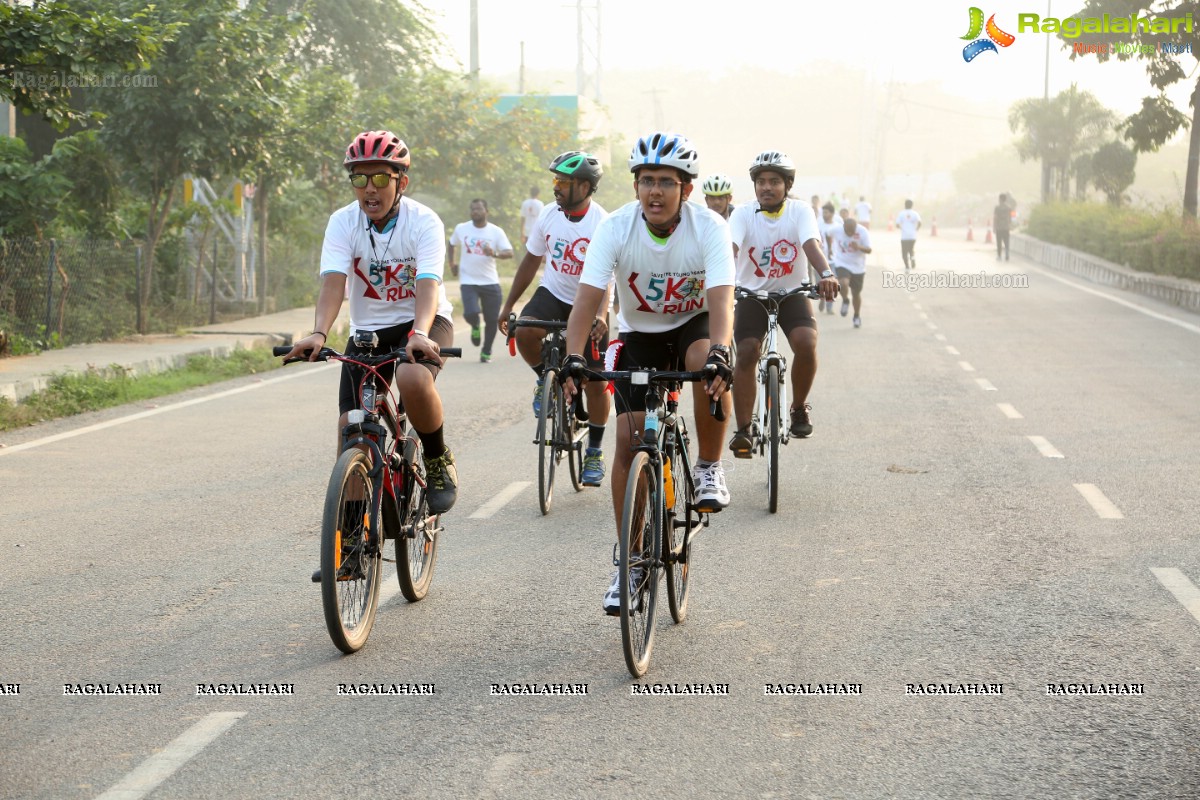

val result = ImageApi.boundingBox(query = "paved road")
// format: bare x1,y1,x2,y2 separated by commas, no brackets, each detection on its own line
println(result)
2,232,1199,799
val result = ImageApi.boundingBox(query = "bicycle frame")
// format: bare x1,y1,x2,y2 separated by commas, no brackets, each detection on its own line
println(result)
752,304,789,450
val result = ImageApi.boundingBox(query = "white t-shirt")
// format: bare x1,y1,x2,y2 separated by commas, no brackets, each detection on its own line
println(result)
580,201,735,334
526,201,609,305
855,200,872,223
320,198,453,332
819,217,841,254
728,200,821,293
830,225,872,275
896,209,922,240
520,197,544,238
450,221,512,286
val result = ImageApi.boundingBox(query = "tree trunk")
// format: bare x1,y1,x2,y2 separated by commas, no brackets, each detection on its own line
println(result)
257,175,268,313
1183,76,1199,222
140,181,177,334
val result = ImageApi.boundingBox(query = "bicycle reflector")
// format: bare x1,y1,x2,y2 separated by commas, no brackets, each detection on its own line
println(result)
347,410,365,424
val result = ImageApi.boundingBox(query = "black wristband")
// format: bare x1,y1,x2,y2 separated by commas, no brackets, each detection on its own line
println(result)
312,331,327,342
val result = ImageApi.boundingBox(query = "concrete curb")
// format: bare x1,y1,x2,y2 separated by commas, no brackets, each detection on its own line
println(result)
1013,233,1200,313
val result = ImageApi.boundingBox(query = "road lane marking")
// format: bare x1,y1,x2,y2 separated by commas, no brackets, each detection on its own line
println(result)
997,403,1024,419
958,361,975,372
946,346,960,355
926,322,938,330
0,368,315,456
1074,483,1124,518
1031,267,1200,336
1151,568,1200,625
975,378,997,391
469,482,531,519
1028,436,1064,458
913,303,923,310
95,712,245,800
919,312,929,320
934,333,947,342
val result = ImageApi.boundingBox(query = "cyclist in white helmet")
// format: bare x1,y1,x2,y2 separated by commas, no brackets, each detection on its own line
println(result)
702,173,735,220
561,131,735,616
727,150,839,454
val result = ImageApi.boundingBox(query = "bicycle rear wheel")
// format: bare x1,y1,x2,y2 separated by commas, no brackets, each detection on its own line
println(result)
620,451,660,678
397,437,439,602
664,430,696,624
766,363,781,514
566,405,586,492
320,448,382,654
537,370,561,515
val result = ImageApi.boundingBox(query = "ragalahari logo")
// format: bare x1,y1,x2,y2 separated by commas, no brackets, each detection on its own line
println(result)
962,7,1016,61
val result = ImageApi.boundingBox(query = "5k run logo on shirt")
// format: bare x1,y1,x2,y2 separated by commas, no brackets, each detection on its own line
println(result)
353,255,417,301
626,273,705,314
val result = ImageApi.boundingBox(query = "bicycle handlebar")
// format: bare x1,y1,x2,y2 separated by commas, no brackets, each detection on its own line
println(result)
734,284,821,302
272,345,463,364
568,365,726,423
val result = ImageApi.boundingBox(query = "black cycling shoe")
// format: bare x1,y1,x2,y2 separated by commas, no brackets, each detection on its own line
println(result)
789,404,814,438
424,448,458,514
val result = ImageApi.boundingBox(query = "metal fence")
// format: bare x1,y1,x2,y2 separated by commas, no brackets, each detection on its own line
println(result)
0,237,141,350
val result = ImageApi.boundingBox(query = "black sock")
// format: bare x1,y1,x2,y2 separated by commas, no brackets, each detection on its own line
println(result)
588,424,605,450
418,426,445,460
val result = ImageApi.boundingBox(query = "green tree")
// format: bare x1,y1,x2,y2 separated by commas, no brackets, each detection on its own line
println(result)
0,0,165,130
1091,140,1138,206
1009,85,1111,201
88,0,302,331
1066,0,1200,219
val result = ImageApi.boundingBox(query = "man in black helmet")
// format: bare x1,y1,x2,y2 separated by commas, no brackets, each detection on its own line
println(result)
500,151,613,487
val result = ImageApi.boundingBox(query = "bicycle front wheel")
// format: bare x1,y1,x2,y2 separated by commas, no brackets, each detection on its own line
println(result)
766,363,781,514
620,451,660,678
665,431,696,624
537,370,561,515
397,436,439,602
320,448,383,654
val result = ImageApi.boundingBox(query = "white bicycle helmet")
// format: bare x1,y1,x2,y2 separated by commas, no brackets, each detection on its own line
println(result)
702,174,733,197
748,150,796,181
628,131,700,178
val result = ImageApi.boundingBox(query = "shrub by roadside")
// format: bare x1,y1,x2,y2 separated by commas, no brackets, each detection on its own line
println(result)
1026,204,1200,281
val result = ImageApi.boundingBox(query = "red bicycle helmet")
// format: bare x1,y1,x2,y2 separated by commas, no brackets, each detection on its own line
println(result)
343,130,411,171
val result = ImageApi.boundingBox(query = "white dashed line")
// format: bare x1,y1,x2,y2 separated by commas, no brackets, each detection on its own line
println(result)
1074,483,1124,518
997,403,1024,419
975,378,997,391
945,346,960,356
958,361,976,372
919,313,929,320
912,303,923,310
926,322,938,330
934,334,947,342
1028,436,1065,458
1151,568,1200,625
95,712,245,800
469,482,532,519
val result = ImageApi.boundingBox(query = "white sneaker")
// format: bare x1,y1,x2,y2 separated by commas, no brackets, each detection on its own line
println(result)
692,461,730,510
602,568,644,616
840,299,850,317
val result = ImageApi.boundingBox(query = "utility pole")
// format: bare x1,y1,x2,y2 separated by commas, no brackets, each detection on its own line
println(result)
518,40,525,94
470,0,480,88
1040,0,1052,203
571,0,601,102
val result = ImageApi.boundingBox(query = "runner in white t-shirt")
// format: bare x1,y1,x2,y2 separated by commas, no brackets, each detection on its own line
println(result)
896,199,922,271
830,217,873,328
499,151,613,486
449,199,513,362
560,131,735,616
281,129,460,539
854,196,872,227
519,187,544,244
726,150,839,454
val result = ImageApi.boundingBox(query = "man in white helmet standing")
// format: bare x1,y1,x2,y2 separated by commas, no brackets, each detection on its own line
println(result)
562,131,735,616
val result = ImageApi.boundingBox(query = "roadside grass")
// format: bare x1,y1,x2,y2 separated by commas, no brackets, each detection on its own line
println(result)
0,346,282,433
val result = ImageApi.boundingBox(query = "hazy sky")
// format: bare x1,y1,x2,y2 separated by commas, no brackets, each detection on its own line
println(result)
424,0,1195,118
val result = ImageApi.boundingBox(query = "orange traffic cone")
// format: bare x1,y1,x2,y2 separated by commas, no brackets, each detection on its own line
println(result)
985,220,993,244
887,217,895,232
966,217,974,242
930,216,938,237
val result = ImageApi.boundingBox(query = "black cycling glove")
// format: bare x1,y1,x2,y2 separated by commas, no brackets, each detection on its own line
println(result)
560,353,588,384
705,345,733,387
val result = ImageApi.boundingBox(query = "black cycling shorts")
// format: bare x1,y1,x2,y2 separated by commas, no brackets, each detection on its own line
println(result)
519,286,608,367
733,292,816,346
610,313,710,415
338,316,454,415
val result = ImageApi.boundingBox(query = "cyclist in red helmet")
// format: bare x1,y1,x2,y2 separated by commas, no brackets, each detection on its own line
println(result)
283,130,459,522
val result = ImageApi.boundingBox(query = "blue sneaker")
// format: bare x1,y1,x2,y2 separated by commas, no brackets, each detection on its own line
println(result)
581,447,605,486
532,377,544,417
